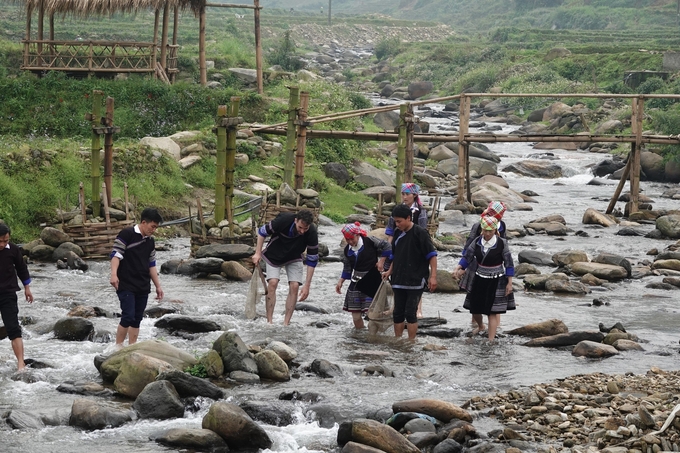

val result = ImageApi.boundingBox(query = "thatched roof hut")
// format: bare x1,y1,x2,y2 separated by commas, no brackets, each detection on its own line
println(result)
13,0,204,17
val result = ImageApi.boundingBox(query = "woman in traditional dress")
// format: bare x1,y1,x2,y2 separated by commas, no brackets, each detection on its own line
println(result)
453,216,515,342
385,183,429,317
336,222,391,329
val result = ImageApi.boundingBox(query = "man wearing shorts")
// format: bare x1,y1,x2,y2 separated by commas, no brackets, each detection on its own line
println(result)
0,223,33,371
252,209,318,325
110,207,164,346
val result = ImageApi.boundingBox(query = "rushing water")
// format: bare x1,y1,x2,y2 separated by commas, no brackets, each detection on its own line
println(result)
1,114,680,453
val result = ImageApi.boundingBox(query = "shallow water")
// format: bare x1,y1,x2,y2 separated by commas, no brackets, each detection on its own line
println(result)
1,119,680,452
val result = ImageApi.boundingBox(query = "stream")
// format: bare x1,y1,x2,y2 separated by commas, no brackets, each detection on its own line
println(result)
1,104,679,453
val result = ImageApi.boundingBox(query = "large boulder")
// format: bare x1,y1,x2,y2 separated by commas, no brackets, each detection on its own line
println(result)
240,400,296,426
552,250,589,266
428,144,456,162
517,250,555,266
229,67,258,83
408,81,433,99
254,350,290,381
373,111,400,131
156,370,225,400
140,137,181,160
506,319,568,338
154,315,221,333
40,227,72,247
582,208,616,227
52,242,84,261
353,161,395,187
569,262,628,281
542,102,573,121
640,151,665,181
133,380,184,419
435,269,460,293
545,279,590,294
220,261,252,281
177,258,224,275
113,352,175,398
437,156,497,177
656,215,680,238
502,161,562,178
265,341,298,362
324,162,350,187
572,340,619,358
97,340,197,383
665,159,680,183
152,428,229,451
525,331,605,347
212,331,258,374
338,418,420,453
444,143,501,163
595,120,624,134
195,243,254,260
470,182,525,206
310,358,343,378
68,398,134,430
53,317,94,341
523,273,569,290
202,402,272,450
361,186,396,203
392,399,472,423
592,253,632,277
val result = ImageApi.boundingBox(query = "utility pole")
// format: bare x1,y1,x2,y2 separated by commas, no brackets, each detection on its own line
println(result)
328,0,331,26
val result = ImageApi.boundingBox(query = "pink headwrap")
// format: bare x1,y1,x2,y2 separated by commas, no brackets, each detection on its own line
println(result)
401,183,422,206
483,201,506,220
342,222,367,240
480,216,500,231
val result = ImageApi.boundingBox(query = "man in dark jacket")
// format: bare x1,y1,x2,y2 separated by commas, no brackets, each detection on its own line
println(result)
110,207,164,346
0,223,33,370
252,209,318,325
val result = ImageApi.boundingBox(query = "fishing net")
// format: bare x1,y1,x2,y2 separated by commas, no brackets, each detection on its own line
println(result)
367,280,394,335
245,267,266,320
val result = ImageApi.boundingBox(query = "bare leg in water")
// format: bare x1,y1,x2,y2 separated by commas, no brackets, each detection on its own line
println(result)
351,312,365,329
471,313,485,336
487,313,501,342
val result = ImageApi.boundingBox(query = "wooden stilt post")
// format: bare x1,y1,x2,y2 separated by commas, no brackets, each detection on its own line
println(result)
457,95,470,204
37,0,43,66
89,90,103,218
226,97,241,237
152,9,160,79
103,97,114,207
606,157,632,214
160,2,170,72
283,86,300,186
215,105,228,223
101,182,111,225
124,183,130,220
49,12,54,62
171,8,178,83
295,91,310,190
396,103,408,203
628,96,644,215
404,103,415,184
24,4,32,68
199,5,207,86
254,0,263,95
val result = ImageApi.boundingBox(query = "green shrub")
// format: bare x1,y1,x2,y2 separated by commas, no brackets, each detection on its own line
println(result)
637,77,666,94
185,363,208,378
266,30,304,72
375,37,402,61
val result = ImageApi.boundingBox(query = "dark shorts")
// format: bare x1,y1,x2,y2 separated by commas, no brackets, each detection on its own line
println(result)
117,291,149,328
392,288,424,325
0,292,21,340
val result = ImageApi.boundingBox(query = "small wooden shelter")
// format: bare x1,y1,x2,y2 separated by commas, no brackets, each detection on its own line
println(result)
14,0,264,89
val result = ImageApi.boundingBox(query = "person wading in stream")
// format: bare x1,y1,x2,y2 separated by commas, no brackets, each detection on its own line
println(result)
110,207,164,347
382,204,437,340
252,209,319,326
454,215,515,343
0,223,34,371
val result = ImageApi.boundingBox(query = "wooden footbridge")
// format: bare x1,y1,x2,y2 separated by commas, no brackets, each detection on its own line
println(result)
252,89,680,216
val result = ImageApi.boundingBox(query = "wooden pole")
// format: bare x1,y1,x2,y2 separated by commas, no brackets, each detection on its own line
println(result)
79,182,87,220
254,0,263,94
457,95,470,204
226,97,240,236
404,103,415,184
24,4,32,68
124,183,130,220
283,86,300,186
37,0,43,66
605,157,632,214
215,105,228,223
101,182,111,225
172,7,179,83
160,2,170,72
199,5,207,86
396,103,407,203
103,97,114,207
629,96,644,214
90,90,103,218
295,92,310,190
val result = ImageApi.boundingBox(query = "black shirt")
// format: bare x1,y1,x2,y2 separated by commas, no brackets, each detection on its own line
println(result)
258,213,319,267
0,243,31,293
391,224,437,290
110,225,157,294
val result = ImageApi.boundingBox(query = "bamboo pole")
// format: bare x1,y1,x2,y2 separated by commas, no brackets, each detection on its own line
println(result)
199,5,207,86
205,2,261,8
101,182,111,226
160,2,170,72
294,92,310,190
254,0,263,95
79,182,87,220
457,95,470,204
396,104,407,204
197,198,206,239
24,5,32,68
103,97,114,207
215,105,228,223
405,103,415,184
283,86,300,186
171,7,178,83
226,97,241,236
90,90,103,218
629,96,644,214
605,157,632,214
124,183,130,220
37,0,43,65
